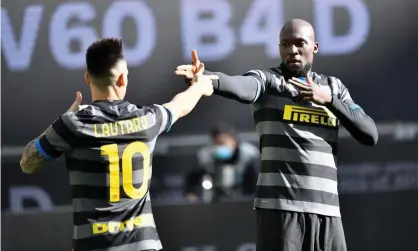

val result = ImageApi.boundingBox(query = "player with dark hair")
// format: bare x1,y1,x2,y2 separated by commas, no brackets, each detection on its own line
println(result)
175,19,378,251
20,37,218,251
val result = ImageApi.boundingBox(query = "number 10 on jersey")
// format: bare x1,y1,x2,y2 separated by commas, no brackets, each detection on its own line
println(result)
101,142,150,202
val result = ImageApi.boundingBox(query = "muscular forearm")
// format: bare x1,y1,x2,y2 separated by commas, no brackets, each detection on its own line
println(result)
204,71,261,104
20,127,51,174
326,97,378,146
164,83,204,121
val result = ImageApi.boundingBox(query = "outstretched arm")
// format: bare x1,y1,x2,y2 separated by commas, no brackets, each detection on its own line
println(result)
164,65,218,124
203,70,271,104
175,50,272,104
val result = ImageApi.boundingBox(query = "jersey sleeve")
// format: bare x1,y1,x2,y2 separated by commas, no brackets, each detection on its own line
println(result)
35,115,75,160
242,70,269,102
203,69,273,104
243,69,277,102
149,104,174,135
336,78,363,111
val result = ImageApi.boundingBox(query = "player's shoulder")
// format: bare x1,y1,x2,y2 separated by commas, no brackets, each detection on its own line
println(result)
135,104,168,116
312,72,350,99
56,105,97,131
312,72,342,84
244,67,282,84
312,72,346,88
246,67,281,76
63,104,96,122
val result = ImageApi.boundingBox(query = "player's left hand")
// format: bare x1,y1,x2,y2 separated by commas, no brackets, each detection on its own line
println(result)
288,74,332,105
174,49,202,81
67,91,86,112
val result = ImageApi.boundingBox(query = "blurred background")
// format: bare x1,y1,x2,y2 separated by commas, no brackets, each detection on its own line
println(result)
2,0,418,250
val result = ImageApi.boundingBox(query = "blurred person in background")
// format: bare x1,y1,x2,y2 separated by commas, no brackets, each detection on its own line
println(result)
19,37,218,251
176,19,378,251
185,123,259,202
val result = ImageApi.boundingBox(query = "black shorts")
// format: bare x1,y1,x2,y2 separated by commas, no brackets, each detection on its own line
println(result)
256,209,347,251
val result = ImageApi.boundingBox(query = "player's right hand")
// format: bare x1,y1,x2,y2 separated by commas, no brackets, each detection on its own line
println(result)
175,49,201,81
192,63,218,96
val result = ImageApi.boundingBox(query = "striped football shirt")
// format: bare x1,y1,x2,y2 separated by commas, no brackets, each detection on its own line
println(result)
246,68,354,217
36,100,172,251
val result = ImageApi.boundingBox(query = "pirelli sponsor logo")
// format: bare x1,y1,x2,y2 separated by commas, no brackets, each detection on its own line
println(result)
283,105,337,127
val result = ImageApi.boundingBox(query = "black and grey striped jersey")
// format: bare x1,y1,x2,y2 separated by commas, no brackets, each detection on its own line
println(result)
36,100,172,251
246,68,355,217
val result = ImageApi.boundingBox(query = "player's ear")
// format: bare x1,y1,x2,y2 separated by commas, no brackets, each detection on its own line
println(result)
116,73,126,87
84,72,91,86
313,42,319,54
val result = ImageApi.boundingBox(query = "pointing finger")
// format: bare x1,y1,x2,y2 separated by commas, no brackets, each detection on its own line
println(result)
191,49,200,65
174,70,188,76
206,75,219,80
176,65,194,71
193,74,219,83
289,79,310,90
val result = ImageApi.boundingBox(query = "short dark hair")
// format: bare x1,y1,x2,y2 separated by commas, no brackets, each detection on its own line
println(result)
210,122,237,140
85,38,124,78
